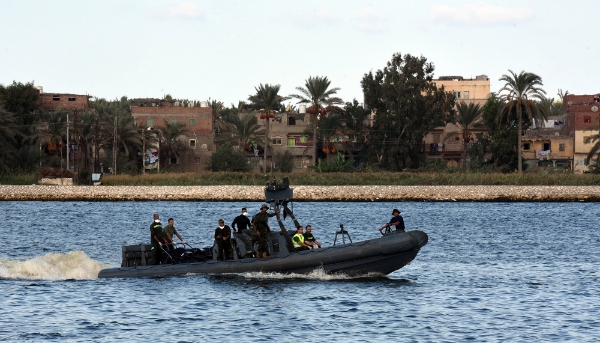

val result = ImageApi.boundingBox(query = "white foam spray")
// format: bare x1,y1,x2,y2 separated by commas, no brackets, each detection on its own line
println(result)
0,251,110,280
237,267,387,281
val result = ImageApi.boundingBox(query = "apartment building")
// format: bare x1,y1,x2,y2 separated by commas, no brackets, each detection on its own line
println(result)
131,99,213,172
564,93,600,173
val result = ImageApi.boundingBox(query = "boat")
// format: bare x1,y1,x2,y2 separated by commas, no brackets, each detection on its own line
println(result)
98,178,428,279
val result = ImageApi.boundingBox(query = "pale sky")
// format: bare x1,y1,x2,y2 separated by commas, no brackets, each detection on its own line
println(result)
1,0,597,106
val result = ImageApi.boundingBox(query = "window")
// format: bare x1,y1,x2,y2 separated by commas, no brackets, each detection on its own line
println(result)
68,97,76,101
463,91,470,99
272,137,282,145
523,143,531,150
194,158,201,165
53,95,60,101
169,157,178,165
453,91,461,99
543,143,550,151
288,138,296,147
294,161,302,168
147,119,154,127
170,119,178,125
288,115,296,126
584,116,591,123
189,139,196,147
559,143,565,151
189,119,196,125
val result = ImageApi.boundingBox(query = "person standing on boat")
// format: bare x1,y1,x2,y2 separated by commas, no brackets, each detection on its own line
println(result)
150,214,169,265
292,226,311,251
253,204,279,258
163,218,185,248
379,209,405,233
214,219,233,260
303,225,322,248
231,207,255,258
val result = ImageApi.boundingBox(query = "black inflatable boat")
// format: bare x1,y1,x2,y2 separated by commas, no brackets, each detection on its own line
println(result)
97,178,428,279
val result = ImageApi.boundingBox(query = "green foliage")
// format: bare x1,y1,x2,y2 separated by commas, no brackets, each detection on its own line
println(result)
207,143,251,172
0,81,40,126
310,153,354,172
273,150,294,173
361,52,455,170
290,76,342,165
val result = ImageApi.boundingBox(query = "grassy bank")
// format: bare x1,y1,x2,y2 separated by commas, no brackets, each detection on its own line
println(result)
6,171,600,186
99,172,600,186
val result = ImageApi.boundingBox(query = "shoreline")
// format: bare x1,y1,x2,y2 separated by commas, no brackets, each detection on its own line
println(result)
2,185,600,201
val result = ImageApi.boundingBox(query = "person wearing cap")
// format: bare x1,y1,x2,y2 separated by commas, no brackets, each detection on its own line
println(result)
214,219,233,260
252,204,280,258
231,207,254,258
379,209,405,233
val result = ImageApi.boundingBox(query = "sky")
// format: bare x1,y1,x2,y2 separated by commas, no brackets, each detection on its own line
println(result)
1,0,597,106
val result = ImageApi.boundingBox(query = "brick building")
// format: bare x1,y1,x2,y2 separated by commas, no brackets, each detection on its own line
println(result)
564,93,600,172
39,92,91,112
131,100,213,172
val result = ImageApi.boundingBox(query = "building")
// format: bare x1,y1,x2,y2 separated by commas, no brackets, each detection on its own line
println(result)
521,118,573,171
422,75,491,167
564,93,600,173
249,108,314,172
131,99,213,172
39,91,91,112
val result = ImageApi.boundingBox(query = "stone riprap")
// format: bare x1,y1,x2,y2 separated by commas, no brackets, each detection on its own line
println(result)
1,185,600,201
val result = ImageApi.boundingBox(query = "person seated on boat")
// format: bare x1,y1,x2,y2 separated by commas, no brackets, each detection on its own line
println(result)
163,218,185,249
214,219,233,261
231,207,255,258
150,213,169,265
379,209,405,234
253,204,280,259
304,225,322,249
292,226,311,251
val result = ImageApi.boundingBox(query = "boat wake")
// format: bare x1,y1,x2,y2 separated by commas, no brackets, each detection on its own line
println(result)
236,267,388,281
0,251,110,280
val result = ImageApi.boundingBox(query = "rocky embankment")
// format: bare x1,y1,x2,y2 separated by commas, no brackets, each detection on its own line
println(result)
1,185,600,201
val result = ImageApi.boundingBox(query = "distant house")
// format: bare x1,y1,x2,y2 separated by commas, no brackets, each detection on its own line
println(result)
131,99,213,172
39,91,91,112
564,93,600,173
422,75,491,167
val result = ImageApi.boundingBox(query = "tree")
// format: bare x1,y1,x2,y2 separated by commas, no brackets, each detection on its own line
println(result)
207,143,251,172
220,111,265,149
156,120,192,170
361,53,455,170
498,70,548,173
444,101,484,165
0,107,22,171
290,76,342,166
248,84,289,171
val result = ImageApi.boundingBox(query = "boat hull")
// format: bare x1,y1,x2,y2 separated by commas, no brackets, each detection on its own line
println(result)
98,230,428,279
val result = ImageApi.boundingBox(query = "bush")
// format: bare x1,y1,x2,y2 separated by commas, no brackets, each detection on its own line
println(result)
207,143,251,172
274,151,294,173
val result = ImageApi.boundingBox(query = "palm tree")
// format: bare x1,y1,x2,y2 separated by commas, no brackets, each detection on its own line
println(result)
498,70,548,173
444,101,484,165
0,107,21,171
156,120,192,169
248,84,289,171
290,76,342,165
221,111,265,149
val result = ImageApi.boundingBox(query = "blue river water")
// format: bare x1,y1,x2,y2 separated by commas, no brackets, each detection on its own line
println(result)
0,201,599,342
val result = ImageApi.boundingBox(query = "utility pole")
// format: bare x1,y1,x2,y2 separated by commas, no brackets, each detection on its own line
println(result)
66,114,69,172
142,129,146,174
113,116,117,175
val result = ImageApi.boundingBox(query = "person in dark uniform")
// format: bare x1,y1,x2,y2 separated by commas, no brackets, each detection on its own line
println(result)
231,207,255,258
150,213,169,265
214,219,233,260
379,209,405,233
252,204,279,259
304,225,322,248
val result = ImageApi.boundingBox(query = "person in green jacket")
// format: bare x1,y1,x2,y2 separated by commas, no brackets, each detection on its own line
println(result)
163,218,185,248
252,204,279,258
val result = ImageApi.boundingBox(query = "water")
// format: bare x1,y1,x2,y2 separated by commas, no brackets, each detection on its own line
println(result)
1,201,599,342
